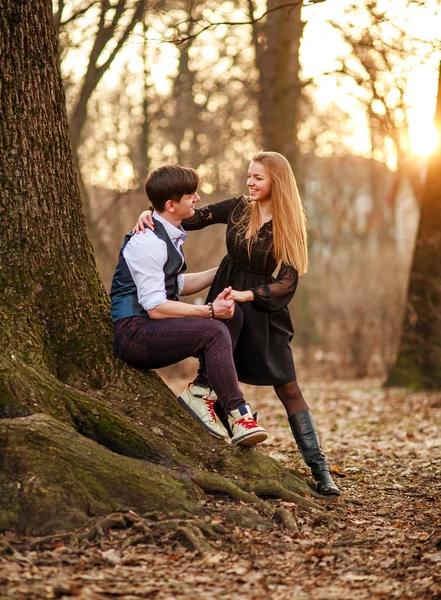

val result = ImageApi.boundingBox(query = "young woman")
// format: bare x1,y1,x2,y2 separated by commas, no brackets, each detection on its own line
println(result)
135,152,340,496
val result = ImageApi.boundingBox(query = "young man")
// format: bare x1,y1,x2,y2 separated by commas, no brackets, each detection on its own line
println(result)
110,165,267,447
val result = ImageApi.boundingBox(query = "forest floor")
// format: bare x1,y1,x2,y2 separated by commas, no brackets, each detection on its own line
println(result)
1,365,441,600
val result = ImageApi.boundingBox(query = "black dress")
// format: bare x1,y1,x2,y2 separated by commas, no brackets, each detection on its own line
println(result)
182,196,299,386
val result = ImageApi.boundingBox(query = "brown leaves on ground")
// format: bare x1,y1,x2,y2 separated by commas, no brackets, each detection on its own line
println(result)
1,377,440,599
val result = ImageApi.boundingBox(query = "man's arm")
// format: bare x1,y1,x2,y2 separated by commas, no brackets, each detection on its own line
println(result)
123,231,169,310
148,287,234,320
180,267,218,296
124,230,233,320
148,300,211,319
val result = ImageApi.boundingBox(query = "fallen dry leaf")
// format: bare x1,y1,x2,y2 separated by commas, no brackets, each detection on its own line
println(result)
1,376,440,600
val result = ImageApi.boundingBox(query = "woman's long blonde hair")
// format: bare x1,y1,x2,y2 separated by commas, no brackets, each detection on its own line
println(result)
235,151,308,275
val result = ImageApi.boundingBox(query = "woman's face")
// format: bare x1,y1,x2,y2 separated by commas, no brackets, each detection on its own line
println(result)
247,161,272,203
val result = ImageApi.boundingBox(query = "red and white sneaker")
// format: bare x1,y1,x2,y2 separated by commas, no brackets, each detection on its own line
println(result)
227,404,268,446
177,385,227,439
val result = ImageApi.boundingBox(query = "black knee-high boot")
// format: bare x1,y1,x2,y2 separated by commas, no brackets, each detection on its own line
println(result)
288,410,340,496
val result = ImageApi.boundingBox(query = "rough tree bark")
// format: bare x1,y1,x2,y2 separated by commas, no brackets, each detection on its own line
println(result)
248,0,304,169
385,63,441,389
0,0,314,536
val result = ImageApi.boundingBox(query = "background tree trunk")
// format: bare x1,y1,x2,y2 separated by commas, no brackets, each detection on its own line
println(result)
385,63,441,389
0,0,311,535
249,0,304,169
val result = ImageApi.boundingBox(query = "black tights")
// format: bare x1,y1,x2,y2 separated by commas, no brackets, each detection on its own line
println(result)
274,381,309,418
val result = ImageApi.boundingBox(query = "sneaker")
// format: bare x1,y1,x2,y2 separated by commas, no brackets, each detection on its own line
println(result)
177,385,228,439
227,404,268,446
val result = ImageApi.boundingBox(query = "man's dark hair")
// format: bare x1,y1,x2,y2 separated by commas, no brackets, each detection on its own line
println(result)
145,165,200,211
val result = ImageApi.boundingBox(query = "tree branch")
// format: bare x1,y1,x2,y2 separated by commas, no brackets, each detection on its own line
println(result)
96,0,146,79
60,1,100,27
163,0,307,46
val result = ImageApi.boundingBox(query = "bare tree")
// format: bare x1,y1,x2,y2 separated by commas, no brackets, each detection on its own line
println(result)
248,0,304,168
385,63,441,389
55,0,148,221
324,0,435,234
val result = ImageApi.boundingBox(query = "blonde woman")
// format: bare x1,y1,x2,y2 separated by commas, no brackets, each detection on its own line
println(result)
135,152,340,496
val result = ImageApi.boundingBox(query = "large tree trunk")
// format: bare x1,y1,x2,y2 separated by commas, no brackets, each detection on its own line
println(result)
385,64,441,389
249,0,304,169
0,0,312,535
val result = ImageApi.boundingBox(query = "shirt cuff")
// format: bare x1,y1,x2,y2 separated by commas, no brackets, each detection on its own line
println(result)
138,290,167,311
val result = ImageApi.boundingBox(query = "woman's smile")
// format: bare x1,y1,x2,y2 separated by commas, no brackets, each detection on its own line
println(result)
247,161,272,202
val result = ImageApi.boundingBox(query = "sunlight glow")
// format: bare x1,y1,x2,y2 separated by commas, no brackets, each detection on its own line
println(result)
61,0,441,190
409,123,439,156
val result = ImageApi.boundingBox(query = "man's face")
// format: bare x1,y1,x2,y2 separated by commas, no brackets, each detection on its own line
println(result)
172,191,200,220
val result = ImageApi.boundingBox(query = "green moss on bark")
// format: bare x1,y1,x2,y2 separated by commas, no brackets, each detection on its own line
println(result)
384,353,441,390
0,377,31,418
0,414,200,535
0,356,194,467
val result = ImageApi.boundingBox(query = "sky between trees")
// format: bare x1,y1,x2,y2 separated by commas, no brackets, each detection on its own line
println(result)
56,0,441,191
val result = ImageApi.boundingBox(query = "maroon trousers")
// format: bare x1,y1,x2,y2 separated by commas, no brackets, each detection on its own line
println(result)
114,310,244,416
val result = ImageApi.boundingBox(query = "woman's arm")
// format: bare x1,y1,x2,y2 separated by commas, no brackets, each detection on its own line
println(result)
180,197,242,231
133,210,154,233
251,264,299,312
226,290,254,303
132,197,243,234
226,265,299,313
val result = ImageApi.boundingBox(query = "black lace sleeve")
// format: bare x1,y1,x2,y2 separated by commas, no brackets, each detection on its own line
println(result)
250,264,299,313
181,197,243,231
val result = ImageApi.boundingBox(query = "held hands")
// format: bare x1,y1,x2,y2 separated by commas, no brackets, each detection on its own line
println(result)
132,210,154,234
226,289,254,303
212,287,235,319
211,287,254,318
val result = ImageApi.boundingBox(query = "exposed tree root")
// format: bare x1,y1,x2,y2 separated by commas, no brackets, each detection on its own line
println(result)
175,523,214,554
224,506,274,531
0,356,188,467
241,479,322,510
273,507,300,533
1,358,327,539
3,501,304,559
0,415,199,535
6,512,226,556
28,533,73,551
190,470,274,516
191,469,322,515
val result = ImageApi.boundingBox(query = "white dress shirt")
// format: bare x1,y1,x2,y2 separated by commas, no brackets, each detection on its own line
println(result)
123,211,187,311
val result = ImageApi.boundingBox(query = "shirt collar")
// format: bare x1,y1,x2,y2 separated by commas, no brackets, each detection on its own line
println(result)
153,211,187,243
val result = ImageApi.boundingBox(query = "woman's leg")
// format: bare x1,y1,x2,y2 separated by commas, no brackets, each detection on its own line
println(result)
274,381,340,496
273,380,309,416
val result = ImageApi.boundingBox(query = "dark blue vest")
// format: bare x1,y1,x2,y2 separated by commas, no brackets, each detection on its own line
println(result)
110,219,186,323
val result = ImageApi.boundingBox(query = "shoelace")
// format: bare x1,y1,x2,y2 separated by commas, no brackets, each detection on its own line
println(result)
203,396,217,421
235,417,258,430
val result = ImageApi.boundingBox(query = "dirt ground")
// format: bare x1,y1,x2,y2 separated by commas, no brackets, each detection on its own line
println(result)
1,366,440,600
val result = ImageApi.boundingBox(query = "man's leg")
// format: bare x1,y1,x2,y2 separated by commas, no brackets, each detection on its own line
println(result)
193,305,244,390
114,315,267,445
118,316,244,409
190,306,244,435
